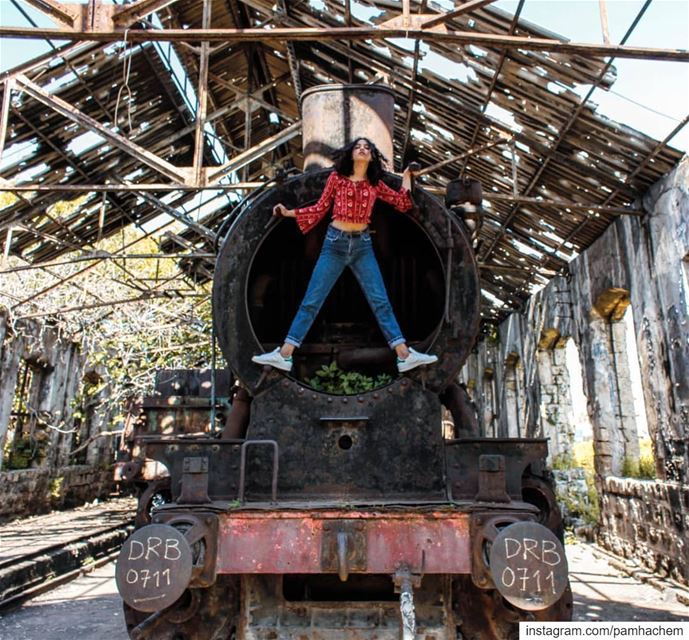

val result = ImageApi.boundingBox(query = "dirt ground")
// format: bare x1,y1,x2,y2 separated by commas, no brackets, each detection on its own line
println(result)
0,541,686,639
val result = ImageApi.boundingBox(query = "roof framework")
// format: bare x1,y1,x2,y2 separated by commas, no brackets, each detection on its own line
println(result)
0,0,686,325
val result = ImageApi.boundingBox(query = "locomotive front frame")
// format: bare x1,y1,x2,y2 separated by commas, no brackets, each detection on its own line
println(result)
115,162,572,638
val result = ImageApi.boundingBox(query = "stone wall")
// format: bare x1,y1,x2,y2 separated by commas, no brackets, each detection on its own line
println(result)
0,465,115,521
600,477,689,584
0,309,119,518
464,156,688,480
463,156,688,583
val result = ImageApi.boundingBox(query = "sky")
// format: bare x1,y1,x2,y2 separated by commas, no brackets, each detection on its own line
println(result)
0,0,687,152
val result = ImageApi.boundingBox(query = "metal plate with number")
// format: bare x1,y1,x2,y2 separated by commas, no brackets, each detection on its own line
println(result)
116,524,193,612
488,521,568,611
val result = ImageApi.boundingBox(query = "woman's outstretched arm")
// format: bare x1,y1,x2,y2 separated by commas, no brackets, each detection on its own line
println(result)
273,171,338,233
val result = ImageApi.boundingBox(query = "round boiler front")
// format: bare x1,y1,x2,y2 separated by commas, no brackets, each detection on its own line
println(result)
212,171,480,394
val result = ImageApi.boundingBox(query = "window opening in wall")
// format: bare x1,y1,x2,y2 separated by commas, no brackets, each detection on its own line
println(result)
682,253,689,314
620,306,653,479
483,367,497,438
70,372,104,466
4,359,47,470
563,337,599,526
504,353,522,438
565,337,594,466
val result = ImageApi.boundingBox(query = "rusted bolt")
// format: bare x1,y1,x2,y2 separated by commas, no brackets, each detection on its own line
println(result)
342,397,348,403
373,393,379,400
357,396,364,403
312,394,317,400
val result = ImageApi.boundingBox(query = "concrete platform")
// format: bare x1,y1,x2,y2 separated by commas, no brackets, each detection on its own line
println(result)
0,497,136,608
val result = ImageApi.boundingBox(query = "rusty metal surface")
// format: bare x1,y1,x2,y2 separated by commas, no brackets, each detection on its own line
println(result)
123,575,240,640
239,574,454,639
446,438,549,500
215,510,471,575
301,84,395,172
452,575,573,637
243,377,445,500
140,438,243,502
488,521,569,611
116,524,193,613
212,170,480,395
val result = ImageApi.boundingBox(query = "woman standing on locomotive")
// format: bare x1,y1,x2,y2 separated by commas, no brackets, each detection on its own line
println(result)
252,137,438,373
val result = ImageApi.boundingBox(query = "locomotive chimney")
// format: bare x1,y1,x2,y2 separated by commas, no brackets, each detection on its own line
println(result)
301,84,396,172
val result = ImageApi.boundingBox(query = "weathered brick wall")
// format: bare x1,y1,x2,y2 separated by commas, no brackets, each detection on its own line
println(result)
0,465,115,522
599,477,689,585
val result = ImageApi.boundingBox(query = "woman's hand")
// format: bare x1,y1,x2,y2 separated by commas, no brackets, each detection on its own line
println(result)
273,203,296,218
401,163,420,190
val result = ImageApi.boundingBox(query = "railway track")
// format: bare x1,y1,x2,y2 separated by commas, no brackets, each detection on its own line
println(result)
0,497,135,610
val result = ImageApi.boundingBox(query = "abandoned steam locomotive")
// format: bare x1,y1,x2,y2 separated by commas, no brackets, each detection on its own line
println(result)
115,85,572,639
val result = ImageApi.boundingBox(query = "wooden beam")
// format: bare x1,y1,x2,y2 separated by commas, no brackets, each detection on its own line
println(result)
14,74,188,184
20,0,78,28
0,26,687,60
484,193,642,216
418,138,512,175
113,0,181,26
420,0,498,29
416,185,642,216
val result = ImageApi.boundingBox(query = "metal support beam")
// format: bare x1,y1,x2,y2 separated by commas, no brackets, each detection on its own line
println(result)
0,182,264,192
599,0,611,44
193,0,212,185
20,0,78,28
0,26,687,60
0,252,215,275
14,74,188,183
17,290,205,320
480,0,654,264
207,121,302,184
0,79,12,166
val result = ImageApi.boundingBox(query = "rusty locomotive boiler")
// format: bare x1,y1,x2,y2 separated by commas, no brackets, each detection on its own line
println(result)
115,85,572,640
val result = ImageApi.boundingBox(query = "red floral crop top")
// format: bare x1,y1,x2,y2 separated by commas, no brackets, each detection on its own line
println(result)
294,172,413,234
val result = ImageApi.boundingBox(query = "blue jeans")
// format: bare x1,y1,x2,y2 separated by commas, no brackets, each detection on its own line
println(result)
286,226,405,349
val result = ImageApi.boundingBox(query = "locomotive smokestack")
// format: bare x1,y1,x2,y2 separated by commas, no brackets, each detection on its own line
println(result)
301,84,396,172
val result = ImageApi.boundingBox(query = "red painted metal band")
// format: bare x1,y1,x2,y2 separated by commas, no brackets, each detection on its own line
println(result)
216,511,471,574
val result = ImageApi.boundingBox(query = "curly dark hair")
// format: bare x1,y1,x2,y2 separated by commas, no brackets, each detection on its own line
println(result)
332,137,388,186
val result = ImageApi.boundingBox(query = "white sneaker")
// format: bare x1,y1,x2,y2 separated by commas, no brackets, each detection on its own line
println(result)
251,347,293,372
397,347,438,373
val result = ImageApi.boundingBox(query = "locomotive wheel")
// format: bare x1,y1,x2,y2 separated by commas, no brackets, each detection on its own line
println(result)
134,478,172,529
453,576,573,640
521,473,565,542
123,575,239,640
